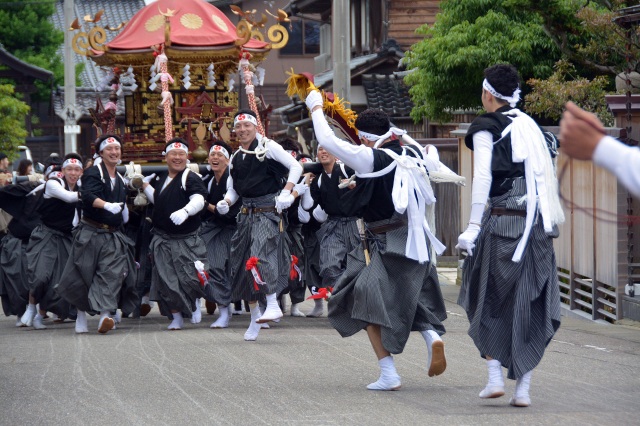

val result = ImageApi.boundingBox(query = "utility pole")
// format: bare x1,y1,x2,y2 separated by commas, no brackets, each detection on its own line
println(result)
59,0,80,154
332,0,350,101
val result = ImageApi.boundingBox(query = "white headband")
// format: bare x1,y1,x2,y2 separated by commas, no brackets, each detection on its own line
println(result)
162,142,189,156
482,79,521,107
48,171,64,180
234,113,258,127
62,158,83,169
357,130,380,142
209,144,230,159
99,136,121,153
299,157,311,163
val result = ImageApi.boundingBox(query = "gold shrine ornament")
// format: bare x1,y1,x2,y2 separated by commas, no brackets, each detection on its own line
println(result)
211,14,228,32
145,14,164,32
181,13,203,30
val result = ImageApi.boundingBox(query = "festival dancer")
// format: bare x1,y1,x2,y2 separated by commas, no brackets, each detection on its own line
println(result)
55,134,138,334
308,146,360,318
217,109,302,341
22,154,83,329
200,141,239,329
307,93,448,391
0,161,46,327
277,137,310,317
456,64,563,407
142,138,208,330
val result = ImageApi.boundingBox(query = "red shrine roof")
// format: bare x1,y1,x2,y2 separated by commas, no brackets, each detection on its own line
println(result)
105,0,268,51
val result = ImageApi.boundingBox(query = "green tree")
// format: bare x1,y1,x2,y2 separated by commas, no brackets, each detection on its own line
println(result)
0,84,30,158
404,0,638,123
0,1,65,99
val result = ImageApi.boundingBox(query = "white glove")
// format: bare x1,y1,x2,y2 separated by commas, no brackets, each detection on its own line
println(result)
216,200,230,215
103,202,123,215
305,90,323,110
170,208,189,226
143,173,156,183
455,224,481,256
275,189,295,213
293,182,308,197
312,205,328,223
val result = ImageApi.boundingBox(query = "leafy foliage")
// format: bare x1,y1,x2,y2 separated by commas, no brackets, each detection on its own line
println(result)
0,85,30,159
525,60,614,126
404,0,640,122
0,1,64,99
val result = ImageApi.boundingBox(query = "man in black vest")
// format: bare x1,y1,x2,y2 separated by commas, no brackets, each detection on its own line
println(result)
200,141,239,329
217,109,302,341
308,145,360,318
142,138,209,330
307,93,448,391
56,134,137,334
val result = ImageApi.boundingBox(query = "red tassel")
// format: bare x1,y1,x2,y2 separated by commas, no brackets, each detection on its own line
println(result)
246,257,261,291
289,255,299,280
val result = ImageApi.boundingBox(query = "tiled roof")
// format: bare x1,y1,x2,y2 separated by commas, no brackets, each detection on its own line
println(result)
362,73,413,117
53,88,125,118
50,1,144,117
51,0,146,90
313,53,378,88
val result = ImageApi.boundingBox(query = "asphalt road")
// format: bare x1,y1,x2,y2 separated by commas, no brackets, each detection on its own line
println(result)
1,280,639,425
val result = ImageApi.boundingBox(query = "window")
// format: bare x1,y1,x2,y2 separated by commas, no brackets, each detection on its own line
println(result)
280,19,320,56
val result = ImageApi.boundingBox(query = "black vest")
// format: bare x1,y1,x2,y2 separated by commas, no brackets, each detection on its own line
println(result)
39,178,79,234
0,181,42,240
310,163,353,217
151,169,207,234
202,168,239,227
465,105,526,197
230,139,287,198
340,140,411,222
81,162,127,227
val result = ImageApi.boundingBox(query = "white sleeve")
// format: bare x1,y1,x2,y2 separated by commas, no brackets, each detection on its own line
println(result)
301,187,314,210
183,194,205,216
265,140,303,184
122,203,129,224
44,179,79,203
143,185,155,204
224,173,239,205
471,131,493,206
593,135,640,199
298,204,310,223
311,109,374,174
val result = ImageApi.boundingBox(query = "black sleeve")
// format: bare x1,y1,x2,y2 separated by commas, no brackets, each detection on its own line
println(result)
310,175,321,205
79,166,102,209
185,171,208,199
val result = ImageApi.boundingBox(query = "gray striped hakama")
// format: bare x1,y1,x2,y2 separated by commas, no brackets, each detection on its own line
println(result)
54,222,138,315
302,225,322,291
317,217,361,289
284,223,306,304
457,177,561,380
229,193,289,302
200,221,235,306
0,233,29,317
328,221,447,354
26,224,74,319
149,229,208,319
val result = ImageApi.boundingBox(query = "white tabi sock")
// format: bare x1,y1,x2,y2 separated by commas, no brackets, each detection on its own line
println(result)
21,303,37,327
256,293,283,323
479,359,505,399
191,298,202,324
168,312,184,330
210,304,230,328
290,303,305,317
244,305,262,341
306,299,324,317
367,356,401,391
510,370,532,407
33,313,47,330
75,310,88,334
98,311,115,334
420,330,447,377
